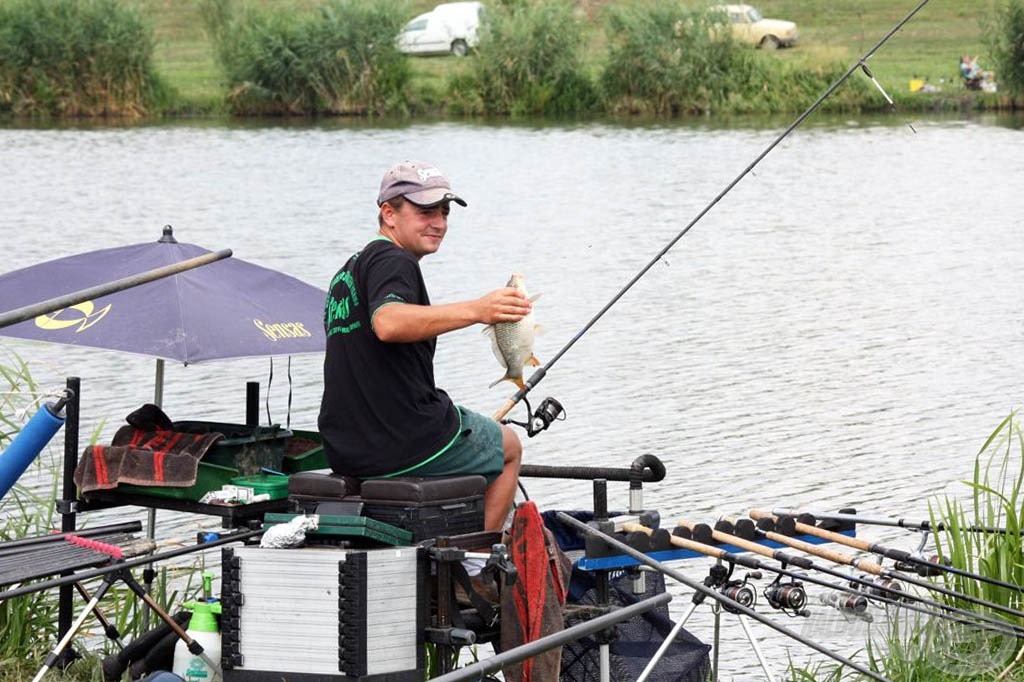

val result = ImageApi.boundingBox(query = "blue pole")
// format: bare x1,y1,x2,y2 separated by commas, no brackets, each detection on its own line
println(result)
0,400,66,500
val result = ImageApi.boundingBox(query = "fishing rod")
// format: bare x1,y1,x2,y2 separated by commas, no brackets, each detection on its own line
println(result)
746,517,1024,622
673,518,1024,639
0,527,263,602
773,507,1023,536
492,0,931,421
756,509,1024,595
558,513,895,682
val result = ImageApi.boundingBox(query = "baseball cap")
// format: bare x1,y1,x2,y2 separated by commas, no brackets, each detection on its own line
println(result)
376,160,467,208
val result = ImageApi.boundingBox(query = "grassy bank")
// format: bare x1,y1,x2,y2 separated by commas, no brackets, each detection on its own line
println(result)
126,0,1009,116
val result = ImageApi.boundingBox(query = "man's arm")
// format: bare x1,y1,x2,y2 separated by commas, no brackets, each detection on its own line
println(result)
372,286,531,343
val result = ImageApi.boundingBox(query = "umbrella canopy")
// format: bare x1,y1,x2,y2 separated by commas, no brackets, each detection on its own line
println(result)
0,226,326,365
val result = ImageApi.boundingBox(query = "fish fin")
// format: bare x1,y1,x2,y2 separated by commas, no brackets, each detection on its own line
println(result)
481,324,495,337
514,377,526,390
534,324,546,336
527,355,541,367
528,293,541,303
489,374,517,389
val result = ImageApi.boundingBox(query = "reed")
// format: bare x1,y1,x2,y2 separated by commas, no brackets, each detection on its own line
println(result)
599,3,872,117
202,0,411,116
448,0,599,116
0,0,166,117
986,0,1024,97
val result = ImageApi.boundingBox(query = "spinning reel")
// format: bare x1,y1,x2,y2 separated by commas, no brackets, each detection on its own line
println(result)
763,576,809,617
505,396,565,437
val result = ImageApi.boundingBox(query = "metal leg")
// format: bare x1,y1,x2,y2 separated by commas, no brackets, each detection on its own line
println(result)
32,570,119,682
738,615,777,682
637,601,701,682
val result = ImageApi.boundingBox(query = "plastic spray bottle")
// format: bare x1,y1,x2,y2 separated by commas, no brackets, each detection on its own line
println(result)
172,572,222,681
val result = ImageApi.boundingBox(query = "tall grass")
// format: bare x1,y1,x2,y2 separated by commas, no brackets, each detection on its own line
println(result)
449,0,599,116
202,0,411,115
0,0,166,117
986,0,1024,97
599,3,872,117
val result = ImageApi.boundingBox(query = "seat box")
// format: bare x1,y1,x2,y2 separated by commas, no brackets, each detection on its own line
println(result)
221,545,425,681
173,421,291,475
360,476,486,542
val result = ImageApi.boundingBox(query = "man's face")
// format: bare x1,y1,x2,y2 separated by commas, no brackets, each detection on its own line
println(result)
382,199,450,259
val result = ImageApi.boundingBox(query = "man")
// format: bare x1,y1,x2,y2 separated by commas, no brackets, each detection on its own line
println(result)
318,160,531,531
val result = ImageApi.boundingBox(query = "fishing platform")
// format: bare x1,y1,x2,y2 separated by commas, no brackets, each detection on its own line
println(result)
1,379,884,682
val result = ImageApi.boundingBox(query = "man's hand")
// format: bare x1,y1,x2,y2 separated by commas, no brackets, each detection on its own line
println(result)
474,287,532,325
372,287,532,343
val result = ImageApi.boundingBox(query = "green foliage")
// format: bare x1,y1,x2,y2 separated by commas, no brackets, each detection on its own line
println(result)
0,0,165,116
931,413,1024,623
986,0,1024,96
450,0,598,116
599,3,869,117
202,0,412,115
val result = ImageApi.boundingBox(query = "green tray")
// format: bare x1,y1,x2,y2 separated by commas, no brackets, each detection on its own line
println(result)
119,460,238,501
264,513,413,546
282,429,327,473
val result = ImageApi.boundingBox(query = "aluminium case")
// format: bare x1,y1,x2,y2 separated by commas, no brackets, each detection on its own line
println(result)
221,545,427,681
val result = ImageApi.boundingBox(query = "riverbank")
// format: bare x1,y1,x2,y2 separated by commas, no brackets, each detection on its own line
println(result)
0,0,1014,120
132,0,1011,116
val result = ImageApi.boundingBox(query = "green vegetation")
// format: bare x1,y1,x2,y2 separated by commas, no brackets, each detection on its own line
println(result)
789,412,1024,682
0,0,1018,118
0,0,167,116
201,0,412,115
987,0,1024,95
451,0,599,116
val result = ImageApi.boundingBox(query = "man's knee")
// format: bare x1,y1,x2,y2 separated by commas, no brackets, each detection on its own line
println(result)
500,424,522,467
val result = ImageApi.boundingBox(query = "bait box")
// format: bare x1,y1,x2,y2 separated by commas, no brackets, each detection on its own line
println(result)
229,473,289,500
173,421,292,476
281,429,327,473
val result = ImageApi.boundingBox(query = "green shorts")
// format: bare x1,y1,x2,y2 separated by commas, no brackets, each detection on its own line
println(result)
395,407,504,483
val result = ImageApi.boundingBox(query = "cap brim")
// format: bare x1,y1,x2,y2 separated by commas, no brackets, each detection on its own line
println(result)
405,187,467,208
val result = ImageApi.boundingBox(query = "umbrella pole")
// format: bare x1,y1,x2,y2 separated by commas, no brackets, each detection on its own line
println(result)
141,359,165,631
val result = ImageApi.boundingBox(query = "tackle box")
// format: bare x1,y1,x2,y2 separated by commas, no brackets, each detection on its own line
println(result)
360,476,487,542
173,420,292,475
221,545,425,680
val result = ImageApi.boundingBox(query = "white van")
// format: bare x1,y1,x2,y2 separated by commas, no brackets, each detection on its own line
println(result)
397,1,484,57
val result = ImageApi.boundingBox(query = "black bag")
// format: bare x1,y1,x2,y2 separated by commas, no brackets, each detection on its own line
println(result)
560,571,711,682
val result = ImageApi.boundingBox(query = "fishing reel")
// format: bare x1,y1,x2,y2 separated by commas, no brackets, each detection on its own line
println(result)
851,575,907,602
819,590,872,623
763,577,809,617
506,396,565,438
717,570,760,613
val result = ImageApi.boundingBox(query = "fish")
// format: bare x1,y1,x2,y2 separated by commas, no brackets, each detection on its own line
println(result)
483,273,541,390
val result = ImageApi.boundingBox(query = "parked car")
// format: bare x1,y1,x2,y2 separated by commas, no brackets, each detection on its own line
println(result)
710,4,798,49
397,1,483,57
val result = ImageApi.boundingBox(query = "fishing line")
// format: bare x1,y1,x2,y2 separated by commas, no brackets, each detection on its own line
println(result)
494,0,931,421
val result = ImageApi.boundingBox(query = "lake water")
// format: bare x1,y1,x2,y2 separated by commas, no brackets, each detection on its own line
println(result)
2,113,1022,678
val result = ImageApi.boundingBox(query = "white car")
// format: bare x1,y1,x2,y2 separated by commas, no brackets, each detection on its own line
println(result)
711,4,798,49
397,1,483,57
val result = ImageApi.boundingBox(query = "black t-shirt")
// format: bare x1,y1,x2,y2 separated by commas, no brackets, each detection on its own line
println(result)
317,237,460,477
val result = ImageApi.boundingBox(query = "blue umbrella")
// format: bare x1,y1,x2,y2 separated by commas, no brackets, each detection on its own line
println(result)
0,226,326,403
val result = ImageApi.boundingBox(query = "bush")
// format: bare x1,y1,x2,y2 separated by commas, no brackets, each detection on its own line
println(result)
0,0,164,117
600,3,869,117
203,0,411,116
986,0,1024,96
450,0,599,117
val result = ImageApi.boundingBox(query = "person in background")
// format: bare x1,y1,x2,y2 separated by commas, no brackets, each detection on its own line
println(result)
318,160,531,531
